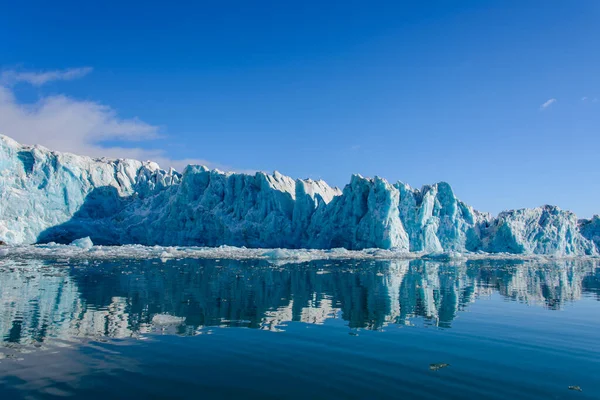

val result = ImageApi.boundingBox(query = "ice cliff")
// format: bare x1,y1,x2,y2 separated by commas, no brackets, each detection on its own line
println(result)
0,134,598,256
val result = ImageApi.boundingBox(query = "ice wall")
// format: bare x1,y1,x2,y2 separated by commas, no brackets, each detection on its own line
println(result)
0,135,597,255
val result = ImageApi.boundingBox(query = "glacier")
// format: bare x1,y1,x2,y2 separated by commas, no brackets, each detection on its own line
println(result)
0,134,598,256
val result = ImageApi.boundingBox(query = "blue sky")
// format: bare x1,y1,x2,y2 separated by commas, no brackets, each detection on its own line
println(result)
1,1,599,217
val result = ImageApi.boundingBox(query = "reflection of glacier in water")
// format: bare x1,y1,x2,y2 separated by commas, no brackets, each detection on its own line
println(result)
0,259,598,346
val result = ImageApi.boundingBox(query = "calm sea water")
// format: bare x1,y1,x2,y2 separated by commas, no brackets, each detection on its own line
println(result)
0,257,598,399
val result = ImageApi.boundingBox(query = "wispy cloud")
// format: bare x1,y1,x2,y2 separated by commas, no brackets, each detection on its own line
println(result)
1,67,93,86
539,98,556,110
581,96,588,101
0,66,248,173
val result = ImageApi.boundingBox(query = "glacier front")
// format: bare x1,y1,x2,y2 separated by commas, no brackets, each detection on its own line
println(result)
0,134,598,256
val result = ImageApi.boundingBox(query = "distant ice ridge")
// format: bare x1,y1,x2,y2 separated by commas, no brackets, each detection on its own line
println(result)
1,134,599,256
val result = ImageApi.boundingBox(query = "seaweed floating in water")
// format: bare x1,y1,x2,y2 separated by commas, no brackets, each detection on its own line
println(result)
429,363,450,371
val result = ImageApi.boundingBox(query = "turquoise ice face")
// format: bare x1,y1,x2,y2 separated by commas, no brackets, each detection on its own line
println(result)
1,134,598,256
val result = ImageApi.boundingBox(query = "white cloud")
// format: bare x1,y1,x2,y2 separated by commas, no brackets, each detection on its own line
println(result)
1,67,93,86
581,96,588,101
0,68,248,173
539,98,556,110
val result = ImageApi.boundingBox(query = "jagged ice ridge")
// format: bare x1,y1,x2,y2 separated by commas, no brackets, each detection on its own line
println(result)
1,134,599,256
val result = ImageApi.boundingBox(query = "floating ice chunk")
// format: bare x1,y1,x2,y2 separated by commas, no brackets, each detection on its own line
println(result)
151,314,185,326
423,251,466,261
159,251,175,259
0,243,596,265
70,237,93,250
262,249,306,260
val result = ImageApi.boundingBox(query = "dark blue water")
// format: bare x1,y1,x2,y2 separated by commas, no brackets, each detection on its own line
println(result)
0,258,598,399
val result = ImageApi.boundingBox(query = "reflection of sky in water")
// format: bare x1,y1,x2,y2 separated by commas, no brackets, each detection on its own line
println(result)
0,259,598,346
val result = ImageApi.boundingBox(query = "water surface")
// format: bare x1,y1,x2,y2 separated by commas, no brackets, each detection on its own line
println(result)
0,258,598,399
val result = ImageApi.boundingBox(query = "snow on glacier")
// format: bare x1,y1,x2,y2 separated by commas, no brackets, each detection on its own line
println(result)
0,134,598,256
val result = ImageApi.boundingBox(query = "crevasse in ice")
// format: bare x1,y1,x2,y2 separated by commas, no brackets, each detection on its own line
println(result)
0,134,597,256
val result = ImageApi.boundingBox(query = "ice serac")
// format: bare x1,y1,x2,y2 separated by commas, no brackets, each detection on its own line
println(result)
0,135,180,244
0,135,598,255
579,215,600,251
396,181,489,253
121,167,341,247
480,206,597,256
307,175,409,250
